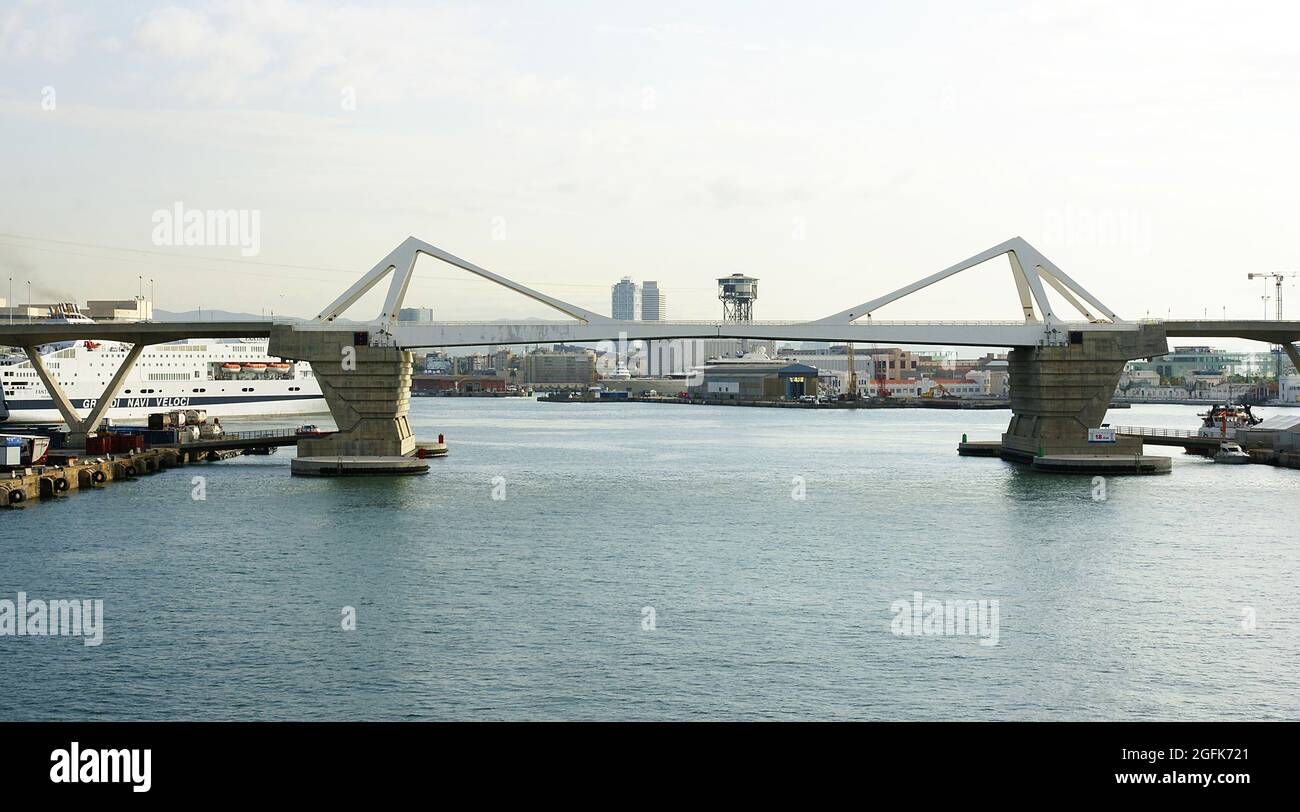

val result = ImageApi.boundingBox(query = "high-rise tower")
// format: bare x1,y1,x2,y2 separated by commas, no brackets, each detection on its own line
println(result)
611,277,639,321
641,281,666,321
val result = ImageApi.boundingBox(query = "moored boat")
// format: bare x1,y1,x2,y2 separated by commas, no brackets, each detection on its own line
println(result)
1213,442,1251,464
1196,403,1262,440
1,305,327,423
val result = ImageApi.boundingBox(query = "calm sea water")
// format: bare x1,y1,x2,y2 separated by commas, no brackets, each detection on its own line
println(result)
2,399,1297,720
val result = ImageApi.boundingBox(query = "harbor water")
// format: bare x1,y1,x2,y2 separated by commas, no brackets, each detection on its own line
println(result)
1,400,1297,720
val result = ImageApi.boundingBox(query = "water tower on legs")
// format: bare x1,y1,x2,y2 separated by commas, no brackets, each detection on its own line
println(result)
718,273,759,354
718,273,758,323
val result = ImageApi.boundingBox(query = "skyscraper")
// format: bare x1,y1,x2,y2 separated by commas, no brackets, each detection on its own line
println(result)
641,281,666,321
611,276,639,320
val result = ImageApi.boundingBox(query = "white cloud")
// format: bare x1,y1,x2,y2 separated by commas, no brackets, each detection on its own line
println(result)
125,0,507,107
0,0,89,62
133,6,213,60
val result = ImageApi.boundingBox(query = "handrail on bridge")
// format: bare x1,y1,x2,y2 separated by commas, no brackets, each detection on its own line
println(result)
223,428,305,440
1110,425,1209,439
376,319,1134,328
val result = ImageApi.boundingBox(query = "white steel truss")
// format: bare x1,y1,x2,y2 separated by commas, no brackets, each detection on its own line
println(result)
811,237,1121,325
23,342,147,440
309,235,1128,349
315,236,613,341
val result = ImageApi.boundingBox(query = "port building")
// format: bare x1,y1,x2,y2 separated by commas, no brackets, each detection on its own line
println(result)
689,355,819,401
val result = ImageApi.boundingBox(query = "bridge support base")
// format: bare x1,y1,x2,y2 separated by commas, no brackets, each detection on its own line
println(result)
290,456,429,477
1001,325,1169,464
269,326,416,462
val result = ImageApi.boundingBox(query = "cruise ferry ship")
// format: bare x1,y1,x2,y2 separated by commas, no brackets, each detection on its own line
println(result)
0,305,326,424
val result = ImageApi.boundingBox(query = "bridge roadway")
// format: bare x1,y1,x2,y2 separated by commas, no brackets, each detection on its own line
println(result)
166,428,327,454
1112,425,1224,454
0,316,1134,349
4,318,1299,352
0,320,271,346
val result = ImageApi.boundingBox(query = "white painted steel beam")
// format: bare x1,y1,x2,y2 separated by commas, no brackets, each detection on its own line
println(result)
23,345,84,430
1037,267,1094,322
1009,252,1038,322
378,319,1084,349
811,238,1029,324
80,342,146,435
809,237,1121,326
317,236,612,329
316,235,1134,347
22,342,145,436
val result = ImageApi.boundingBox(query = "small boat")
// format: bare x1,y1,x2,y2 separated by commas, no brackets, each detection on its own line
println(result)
221,363,242,372
269,363,292,372
245,363,268,372
1213,442,1251,464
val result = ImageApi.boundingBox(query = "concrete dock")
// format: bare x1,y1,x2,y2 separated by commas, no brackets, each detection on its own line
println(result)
957,437,1170,473
1028,454,1171,474
1,448,195,508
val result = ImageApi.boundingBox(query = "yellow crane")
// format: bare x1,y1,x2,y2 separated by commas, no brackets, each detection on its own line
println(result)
846,342,857,400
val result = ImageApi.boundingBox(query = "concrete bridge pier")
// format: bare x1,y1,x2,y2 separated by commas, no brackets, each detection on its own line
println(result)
269,326,426,476
1001,324,1171,472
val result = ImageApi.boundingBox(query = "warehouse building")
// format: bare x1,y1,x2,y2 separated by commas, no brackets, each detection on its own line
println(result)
690,356,819,401
1238,413,1300,452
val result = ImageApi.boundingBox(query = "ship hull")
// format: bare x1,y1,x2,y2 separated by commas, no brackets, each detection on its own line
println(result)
1,337,329,425
3,392,328,423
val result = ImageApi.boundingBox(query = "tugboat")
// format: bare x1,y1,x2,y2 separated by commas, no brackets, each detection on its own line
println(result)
1196,403,1262,440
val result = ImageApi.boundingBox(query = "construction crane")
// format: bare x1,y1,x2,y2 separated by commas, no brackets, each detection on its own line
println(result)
1247,272,1299,384
1247,272,1299,321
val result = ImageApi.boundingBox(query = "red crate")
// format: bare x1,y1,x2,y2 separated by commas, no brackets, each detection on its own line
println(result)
111,434,144,453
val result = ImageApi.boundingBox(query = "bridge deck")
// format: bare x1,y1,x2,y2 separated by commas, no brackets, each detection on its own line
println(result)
1113,425,1225,451
0,320,274,347
1,318,1296,354
164,428,325,453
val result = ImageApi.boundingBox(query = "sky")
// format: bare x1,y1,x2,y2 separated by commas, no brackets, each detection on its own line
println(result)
1,0,1298,348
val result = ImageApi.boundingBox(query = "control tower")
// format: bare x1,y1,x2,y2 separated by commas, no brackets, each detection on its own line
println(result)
718,273,758,322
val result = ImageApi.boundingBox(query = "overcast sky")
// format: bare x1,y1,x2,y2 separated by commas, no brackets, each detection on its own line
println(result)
2,0,1298,347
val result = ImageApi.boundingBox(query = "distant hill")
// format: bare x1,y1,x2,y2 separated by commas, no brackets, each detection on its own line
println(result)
154,310,569,326
154,308,308,322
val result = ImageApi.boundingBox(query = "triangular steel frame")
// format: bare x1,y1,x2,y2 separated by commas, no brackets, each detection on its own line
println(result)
811,237,1122,325
315,236,612,337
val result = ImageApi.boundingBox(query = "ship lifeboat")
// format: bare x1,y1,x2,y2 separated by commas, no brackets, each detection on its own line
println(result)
268,363,292,372
246,363,268,372
222,363,242,372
